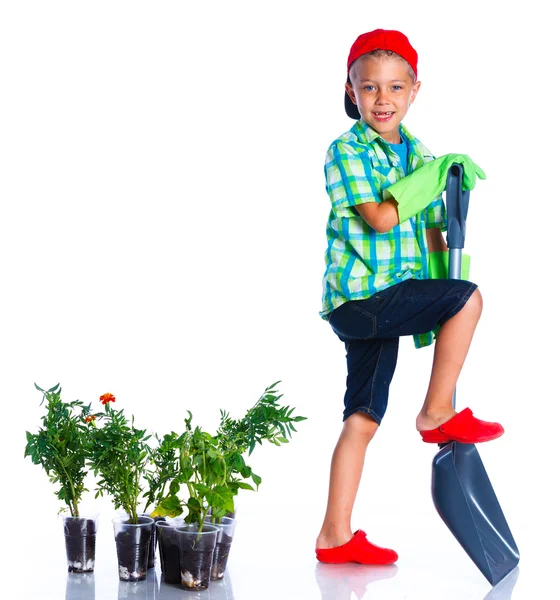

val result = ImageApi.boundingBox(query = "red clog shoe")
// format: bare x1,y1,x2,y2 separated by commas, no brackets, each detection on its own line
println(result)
315,530,398,565
419,407,504,444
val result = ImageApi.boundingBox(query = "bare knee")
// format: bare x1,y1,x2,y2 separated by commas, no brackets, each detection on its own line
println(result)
464,287,483,319
342,411,379,443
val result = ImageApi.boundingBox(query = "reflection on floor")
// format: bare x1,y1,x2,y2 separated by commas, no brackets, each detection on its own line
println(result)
313,563,520,600
63,560,521,600
66,568,235,600
315,563,399,600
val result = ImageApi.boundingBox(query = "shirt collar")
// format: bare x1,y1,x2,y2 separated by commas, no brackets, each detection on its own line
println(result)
352,118,415,148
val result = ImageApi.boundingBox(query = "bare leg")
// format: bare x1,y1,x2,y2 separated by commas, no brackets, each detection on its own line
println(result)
316,412,379,549
416,288,483,431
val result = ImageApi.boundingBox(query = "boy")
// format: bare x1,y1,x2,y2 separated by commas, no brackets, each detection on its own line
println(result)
316,29,504,565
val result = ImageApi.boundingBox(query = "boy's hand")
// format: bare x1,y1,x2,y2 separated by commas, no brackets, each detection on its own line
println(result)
432,153,486,190
383,153,486,224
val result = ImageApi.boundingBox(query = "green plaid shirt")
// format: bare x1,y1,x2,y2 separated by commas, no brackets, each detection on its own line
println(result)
320,119,447,348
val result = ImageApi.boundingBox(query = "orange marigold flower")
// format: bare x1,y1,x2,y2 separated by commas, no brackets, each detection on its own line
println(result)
100,393,116,405
84,415,96,423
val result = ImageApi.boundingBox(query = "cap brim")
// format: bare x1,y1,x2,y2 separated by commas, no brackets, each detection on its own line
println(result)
345,92,361,119
344,75,361,119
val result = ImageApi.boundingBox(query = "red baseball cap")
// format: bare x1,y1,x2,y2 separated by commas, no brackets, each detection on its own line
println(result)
345,29,418,119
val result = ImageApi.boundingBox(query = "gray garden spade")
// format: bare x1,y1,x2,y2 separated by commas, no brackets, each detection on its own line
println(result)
431,164,520,586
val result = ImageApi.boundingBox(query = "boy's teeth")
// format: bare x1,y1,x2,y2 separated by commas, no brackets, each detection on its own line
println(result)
375,112,393,115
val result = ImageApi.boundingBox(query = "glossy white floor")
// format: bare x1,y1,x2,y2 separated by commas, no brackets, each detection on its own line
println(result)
11,482,556,600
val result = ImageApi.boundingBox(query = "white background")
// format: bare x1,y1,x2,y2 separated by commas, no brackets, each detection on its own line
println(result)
1,1,559,599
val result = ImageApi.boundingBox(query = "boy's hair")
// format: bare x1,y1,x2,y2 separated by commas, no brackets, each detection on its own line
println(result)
348,50,417,85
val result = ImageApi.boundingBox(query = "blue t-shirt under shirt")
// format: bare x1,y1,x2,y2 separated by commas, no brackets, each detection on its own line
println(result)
388,138,409,175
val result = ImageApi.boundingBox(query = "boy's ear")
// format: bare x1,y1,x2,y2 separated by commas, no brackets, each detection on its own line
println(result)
345,81,357,105
409,80,421,105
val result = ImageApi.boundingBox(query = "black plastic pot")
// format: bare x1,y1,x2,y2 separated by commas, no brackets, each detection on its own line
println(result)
62,515,98,573
176,524,218,590
112,515,154,582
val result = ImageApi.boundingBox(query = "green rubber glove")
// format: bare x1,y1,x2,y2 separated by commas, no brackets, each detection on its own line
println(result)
383,153,486,224
427,251,471,342
428,251,470,280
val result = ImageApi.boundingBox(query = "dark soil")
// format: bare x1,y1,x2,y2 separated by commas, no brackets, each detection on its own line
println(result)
180,547,215,590
158,530,181,584
64,518,96,573
115,527,151,582
211,536,233,580
160,542,181,583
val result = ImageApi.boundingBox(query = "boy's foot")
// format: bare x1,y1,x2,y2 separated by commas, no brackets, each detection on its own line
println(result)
316,530,398,565
418,407,504,443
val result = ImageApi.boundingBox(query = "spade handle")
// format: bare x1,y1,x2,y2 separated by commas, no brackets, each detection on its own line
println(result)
444,164,470,409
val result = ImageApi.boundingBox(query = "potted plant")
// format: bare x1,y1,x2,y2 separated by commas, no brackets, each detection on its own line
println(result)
87,393,153,582
24,383,102,573
148,416,227,590
153,381,307,584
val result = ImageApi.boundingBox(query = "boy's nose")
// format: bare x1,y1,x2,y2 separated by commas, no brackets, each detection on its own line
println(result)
375,90,390,104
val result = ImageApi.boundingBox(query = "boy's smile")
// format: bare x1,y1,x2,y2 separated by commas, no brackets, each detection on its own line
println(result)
345,54,421,143
372,111,395,123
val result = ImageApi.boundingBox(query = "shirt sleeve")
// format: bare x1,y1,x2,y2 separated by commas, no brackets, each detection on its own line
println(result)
325,142,382,217
413,331,435,349
424,194,448,231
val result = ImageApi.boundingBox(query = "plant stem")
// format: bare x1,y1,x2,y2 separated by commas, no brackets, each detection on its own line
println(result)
199,505,211,534
132,455,140,523
51,444,78,516
221,455,227,486
201,435,207,485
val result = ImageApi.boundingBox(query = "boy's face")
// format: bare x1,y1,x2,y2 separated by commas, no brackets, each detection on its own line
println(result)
346,54,421,143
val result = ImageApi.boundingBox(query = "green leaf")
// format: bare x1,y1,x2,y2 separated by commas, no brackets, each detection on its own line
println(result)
152,495,183,518
187,497,201,510
232,454,245,472
184,497,202,524
240,464,252,478
236,482,254,491
206,486,235,513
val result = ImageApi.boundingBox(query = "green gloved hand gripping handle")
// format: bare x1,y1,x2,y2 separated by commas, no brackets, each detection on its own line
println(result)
383,153,486,224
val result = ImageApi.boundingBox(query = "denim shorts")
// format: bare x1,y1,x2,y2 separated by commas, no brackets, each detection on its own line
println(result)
327,278,478,424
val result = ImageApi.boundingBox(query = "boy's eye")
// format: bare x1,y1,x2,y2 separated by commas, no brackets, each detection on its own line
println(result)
364,85,376,92
392,85,403,91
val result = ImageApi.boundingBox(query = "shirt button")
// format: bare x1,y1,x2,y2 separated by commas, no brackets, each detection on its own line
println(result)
392,160,398,166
